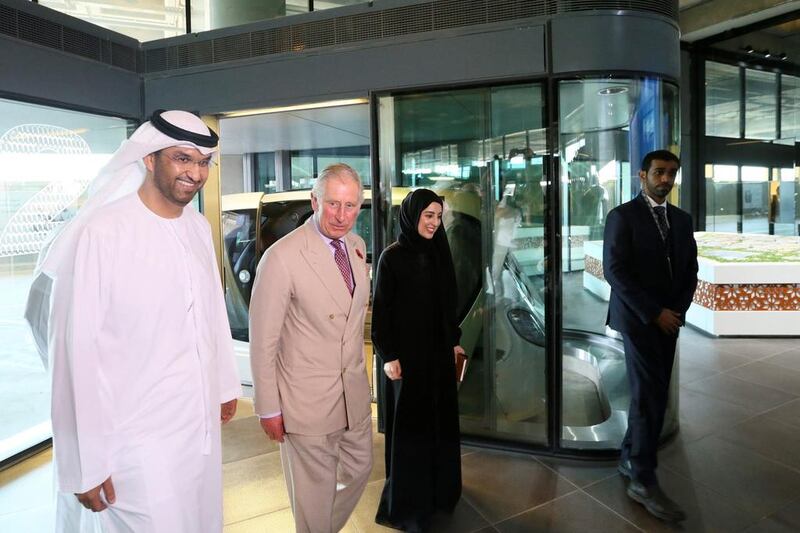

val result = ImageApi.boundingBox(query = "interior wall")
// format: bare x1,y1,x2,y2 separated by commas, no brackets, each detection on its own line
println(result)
0,35,141,118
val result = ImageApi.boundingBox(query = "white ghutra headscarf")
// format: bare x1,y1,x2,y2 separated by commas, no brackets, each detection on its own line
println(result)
24,110,219,367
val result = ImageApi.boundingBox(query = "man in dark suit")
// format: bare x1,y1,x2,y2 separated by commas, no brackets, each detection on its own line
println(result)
603,150,698,522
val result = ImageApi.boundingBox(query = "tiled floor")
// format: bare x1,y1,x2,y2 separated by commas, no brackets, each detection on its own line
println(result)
2,328,800,532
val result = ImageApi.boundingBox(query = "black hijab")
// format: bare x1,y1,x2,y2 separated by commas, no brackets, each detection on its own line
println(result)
397,188,460,345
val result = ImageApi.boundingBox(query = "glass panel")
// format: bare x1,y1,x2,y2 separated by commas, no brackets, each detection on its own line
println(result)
745,69,778,140
782,74,800,140
742,165,770,233
255,152,278,193
705,164,740,233
378,83,549,445
192,0,307,32
0,98,132,461
771,167,796,235
40,0,186,41
706,61,741,138
291,154,315,189
217,103,369,383
313,0,367,11
559,77,680,450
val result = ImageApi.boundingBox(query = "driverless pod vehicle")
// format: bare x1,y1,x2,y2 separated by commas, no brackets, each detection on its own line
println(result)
221,188,630,447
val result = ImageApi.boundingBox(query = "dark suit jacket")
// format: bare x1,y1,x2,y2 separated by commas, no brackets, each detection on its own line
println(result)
603,195,698,335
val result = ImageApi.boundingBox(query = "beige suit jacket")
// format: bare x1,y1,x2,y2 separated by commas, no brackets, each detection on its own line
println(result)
249,218,371,436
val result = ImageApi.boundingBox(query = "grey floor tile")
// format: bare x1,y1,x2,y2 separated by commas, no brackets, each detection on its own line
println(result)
717,415,800,471
0,504,54,533
223,451,290,525
726,362,800,396
460,450,577,524
678,345,753,372
350,479,490,533
744,497,800,533
222,416,278,464
682,374,797,412
348,479,395,532
660,435,800,517
494,491,640,533
426,498,493,533
535,456,619,488
679,358,720,385
763,398,800,429
762,349,800,373
585,466,759,532
677,387,757,440
710,339,797,361
368,428,387,484
0,448,52,516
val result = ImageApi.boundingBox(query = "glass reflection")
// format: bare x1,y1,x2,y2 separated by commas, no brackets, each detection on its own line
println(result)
559,78,680,449
746,69,778,140
0,98,131,461
706,61,741,139
379,84,549,444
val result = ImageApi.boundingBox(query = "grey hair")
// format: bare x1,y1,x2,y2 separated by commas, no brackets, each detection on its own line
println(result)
312,163,364,203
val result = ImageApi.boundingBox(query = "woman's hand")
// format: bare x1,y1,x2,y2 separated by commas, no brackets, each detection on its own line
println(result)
454,345,466,362
384,360,402,380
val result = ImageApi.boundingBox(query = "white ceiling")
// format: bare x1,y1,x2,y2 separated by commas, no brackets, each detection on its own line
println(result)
219,104,370,155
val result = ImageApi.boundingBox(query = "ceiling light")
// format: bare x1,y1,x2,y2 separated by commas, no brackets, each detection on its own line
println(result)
597,86,628,96
222,98,369,118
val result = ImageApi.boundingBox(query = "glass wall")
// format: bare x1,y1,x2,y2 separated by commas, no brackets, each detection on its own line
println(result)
705,164,739,232
703,61,799,236
39,0,187,41
39,0,369,41
378,84,549,445
782,74,800,139
706,61,741,138
0,98,132,462
745,69,778,140
218,103,370,196
559,77,680,450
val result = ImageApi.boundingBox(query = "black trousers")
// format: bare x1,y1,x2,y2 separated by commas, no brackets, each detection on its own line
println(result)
620,327,678,487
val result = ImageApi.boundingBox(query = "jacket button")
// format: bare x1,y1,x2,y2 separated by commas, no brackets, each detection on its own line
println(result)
329,314,335,319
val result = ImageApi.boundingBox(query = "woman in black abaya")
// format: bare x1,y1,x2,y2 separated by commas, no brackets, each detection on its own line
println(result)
372,188,464,532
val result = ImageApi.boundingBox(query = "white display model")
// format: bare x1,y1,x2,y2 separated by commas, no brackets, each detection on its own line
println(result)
583,233,800,336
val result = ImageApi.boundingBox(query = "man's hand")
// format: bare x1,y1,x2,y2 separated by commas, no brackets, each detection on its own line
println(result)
384,360,402,381
75,476,115,512
260,414,286,443
655,308,682,335
221,398,238,424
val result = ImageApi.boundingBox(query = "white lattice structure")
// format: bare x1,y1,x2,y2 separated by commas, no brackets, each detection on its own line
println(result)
0,124,92,258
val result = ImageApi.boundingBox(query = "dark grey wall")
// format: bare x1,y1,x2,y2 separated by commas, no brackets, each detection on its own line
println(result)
551,13,680,80
144,11,679,115
143,25,547,114
0,35,141,118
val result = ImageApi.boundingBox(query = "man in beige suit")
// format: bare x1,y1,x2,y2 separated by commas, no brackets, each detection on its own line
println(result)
249,163,373,533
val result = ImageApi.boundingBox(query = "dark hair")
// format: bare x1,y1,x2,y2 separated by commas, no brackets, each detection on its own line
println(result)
641,150,680,172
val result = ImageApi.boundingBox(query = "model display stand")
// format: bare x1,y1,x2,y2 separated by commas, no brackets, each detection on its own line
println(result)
582,232,800,336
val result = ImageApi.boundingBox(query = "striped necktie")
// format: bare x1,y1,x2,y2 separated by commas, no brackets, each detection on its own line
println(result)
330,239,354,296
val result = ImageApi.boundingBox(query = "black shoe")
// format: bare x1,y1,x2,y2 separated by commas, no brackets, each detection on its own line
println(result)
626,481,687,522
617,459,632,479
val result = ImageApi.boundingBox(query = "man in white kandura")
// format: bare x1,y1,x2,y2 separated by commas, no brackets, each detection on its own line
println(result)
25,110,241,533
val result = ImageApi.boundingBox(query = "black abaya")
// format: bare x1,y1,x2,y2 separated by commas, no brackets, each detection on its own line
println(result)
372,189,462,529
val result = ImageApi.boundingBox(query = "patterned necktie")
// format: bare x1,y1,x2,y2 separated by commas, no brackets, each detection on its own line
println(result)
330,239,354,296
653,205,669,241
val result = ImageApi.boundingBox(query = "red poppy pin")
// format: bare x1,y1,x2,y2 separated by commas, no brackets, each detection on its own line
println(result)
355,248,364,260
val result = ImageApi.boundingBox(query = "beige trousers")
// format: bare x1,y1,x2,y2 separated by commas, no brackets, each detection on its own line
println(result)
280,415,373,533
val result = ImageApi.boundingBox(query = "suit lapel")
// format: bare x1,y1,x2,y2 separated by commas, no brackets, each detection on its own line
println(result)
299,220,352,314
634,196,667,249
